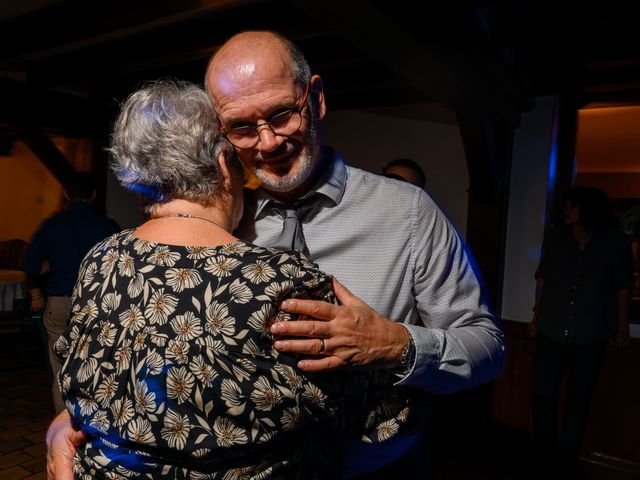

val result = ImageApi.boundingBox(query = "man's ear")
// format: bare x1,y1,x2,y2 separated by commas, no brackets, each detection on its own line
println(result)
218,152,234,191
310,74,326,120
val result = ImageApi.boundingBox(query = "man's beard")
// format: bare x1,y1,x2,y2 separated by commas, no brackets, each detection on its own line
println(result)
253,119,320,193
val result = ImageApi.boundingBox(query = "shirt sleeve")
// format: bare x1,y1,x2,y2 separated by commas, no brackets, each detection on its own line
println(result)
396,190,505,393
613,231,634,292
23,222,48,279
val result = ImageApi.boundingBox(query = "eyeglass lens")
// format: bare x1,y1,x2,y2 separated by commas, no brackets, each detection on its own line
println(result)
226,110,302,149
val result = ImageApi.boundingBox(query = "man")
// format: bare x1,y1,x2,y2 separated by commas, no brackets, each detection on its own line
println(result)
530,186,631,472
24,172,119,413
47,31,503,478
382,158,426,189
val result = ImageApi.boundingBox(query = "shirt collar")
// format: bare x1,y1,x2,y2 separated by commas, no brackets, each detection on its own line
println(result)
254,146,347,218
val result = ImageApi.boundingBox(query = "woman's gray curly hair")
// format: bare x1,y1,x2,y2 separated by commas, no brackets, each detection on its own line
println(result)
109,79,237,215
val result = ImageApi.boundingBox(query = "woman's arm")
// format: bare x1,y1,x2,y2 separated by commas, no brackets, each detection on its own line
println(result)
46,410,86,480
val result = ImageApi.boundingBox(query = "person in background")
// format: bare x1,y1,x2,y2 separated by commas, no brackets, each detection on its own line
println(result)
23,172,119,413
530,185,632,470
382,158,426,189
47,30,504,479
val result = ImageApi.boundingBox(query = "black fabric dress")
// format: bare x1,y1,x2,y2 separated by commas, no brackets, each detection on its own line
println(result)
56,230,414,479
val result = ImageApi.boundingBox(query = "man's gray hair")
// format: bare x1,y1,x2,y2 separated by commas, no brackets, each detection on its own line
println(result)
109,80,235,213
277,33,312,88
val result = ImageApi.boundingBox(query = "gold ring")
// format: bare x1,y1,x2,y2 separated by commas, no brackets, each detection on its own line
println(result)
319,338,325,353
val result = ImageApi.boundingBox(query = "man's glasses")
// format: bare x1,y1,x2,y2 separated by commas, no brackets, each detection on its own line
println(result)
220,82,310,149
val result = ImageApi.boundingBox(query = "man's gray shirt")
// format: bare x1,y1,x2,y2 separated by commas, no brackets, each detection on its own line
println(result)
237,148,504,393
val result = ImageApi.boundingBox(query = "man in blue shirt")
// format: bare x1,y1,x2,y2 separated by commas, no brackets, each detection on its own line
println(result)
24,172,119,413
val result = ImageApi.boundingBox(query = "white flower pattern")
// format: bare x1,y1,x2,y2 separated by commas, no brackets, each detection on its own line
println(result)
161,409,190,450
166,268,202,292
166,366,195,404
241,260,276,283
145,288,178,325
170,311,204,341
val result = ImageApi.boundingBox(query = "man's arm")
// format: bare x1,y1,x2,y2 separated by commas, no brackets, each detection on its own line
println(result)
611,232,634,349
29,287,46,311
46,410,86,480
23,225,49,311
273,278,409,371
23,225,47,279
274,191,504,393
612,288,631,349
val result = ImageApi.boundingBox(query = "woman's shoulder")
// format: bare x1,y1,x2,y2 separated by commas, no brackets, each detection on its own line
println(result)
239,243,324,274
234,243,335,301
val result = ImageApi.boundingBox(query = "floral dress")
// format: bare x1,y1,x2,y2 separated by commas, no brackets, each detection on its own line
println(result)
56,230,416,479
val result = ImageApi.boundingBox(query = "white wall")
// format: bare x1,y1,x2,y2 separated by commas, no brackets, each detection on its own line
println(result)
322,107,469,235
501,96,556,322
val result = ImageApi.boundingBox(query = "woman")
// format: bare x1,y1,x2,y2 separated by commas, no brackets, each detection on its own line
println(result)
55,80,414,479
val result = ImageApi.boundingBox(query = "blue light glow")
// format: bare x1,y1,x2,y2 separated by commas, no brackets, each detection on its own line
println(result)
545,100,560,226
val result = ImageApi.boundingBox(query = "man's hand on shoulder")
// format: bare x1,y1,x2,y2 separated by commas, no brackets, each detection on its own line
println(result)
46,410,86,480
271,278,409,372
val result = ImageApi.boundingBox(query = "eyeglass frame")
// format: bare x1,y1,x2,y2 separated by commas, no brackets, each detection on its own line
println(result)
218,81,311,149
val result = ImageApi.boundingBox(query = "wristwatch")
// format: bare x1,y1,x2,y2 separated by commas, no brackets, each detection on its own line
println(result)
398,334,416,375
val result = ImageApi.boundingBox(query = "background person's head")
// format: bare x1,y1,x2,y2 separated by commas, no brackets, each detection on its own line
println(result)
563,186,614,231
382,158,426,189
205,31,327,200
65,172,96,202
109,79,240,219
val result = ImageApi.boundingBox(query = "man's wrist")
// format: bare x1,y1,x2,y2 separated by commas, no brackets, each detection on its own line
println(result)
394,330,416,376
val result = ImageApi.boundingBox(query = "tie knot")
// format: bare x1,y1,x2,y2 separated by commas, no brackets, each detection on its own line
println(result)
268,197,318,255
283,209,298,220
270,196,317,221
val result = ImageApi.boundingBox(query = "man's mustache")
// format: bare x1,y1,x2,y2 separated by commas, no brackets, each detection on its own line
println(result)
256,141,298,162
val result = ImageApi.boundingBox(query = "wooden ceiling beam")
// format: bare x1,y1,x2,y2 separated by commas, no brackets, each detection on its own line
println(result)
22,4,336,88
289,0,532,125
1,0,266,60
0,77,94,136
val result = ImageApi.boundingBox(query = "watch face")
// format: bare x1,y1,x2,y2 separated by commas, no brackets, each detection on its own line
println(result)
399,336,416,372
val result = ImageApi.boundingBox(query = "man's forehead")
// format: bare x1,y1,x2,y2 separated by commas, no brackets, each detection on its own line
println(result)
209,72,298,119
208,37,293,91
210,58,292,94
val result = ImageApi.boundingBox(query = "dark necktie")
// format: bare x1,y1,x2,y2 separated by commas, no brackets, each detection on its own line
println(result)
269,197,316,254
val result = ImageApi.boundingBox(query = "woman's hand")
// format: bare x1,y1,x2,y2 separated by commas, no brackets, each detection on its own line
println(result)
46,410,86,480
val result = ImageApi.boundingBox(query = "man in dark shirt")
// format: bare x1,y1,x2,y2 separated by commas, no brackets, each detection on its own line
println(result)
23,172,119,413
529,186,632,468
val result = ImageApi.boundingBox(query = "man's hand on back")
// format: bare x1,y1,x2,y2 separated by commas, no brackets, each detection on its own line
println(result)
271,278,409,372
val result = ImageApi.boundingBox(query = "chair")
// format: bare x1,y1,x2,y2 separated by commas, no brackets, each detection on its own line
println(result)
0,238,29,270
